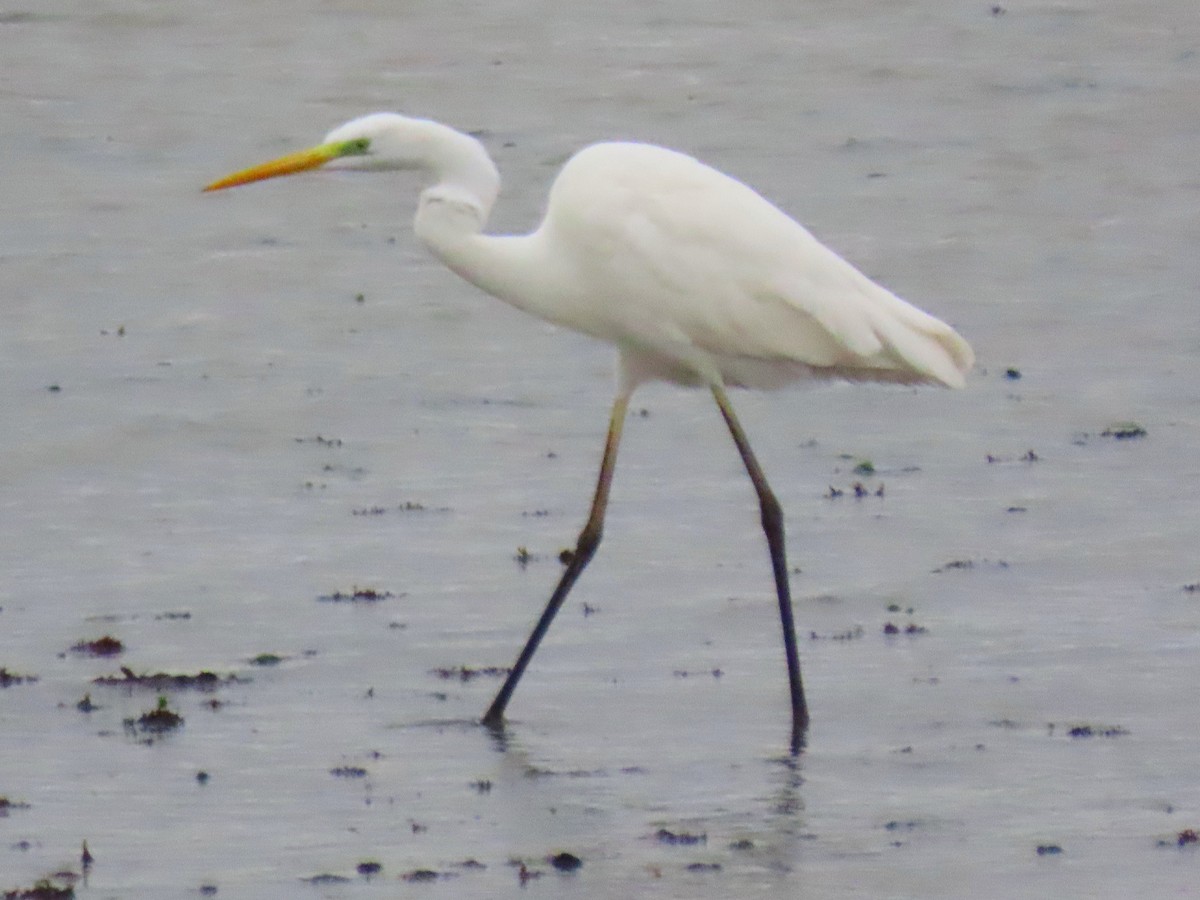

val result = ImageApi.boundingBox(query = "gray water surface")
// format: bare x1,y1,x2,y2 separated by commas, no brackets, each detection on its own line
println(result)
3,1,1199,897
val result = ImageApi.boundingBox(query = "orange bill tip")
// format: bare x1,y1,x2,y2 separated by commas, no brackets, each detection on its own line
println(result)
203,143,340,192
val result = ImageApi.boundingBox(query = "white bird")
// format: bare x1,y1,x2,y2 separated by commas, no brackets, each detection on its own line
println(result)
205,113,973,751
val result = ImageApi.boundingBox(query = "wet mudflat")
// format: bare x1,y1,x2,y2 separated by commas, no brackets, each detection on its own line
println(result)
2,1,1199,897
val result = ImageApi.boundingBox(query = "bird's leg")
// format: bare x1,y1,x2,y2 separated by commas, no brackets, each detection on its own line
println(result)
711,384,809,752
482,392,631,728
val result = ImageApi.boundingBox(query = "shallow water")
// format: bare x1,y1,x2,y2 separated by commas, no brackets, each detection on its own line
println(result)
2,0,1199,896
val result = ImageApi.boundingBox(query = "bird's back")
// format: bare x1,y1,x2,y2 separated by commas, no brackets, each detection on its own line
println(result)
534,141,973,391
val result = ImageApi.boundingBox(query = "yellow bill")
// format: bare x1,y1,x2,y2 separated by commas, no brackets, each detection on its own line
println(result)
204,138,369,192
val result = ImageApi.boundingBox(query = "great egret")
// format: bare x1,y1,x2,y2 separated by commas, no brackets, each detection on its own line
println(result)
205,113,973,751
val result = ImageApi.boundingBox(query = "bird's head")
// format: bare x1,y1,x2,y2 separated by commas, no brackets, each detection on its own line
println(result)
203,112,437,192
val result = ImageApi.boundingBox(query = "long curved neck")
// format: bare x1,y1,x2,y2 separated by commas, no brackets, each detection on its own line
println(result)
410,124,550,315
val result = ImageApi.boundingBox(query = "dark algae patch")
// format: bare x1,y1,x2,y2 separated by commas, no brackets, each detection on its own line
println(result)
429,665,510,681
0,668,38,687
1100,421,1147,439
317,587,397,603
549,852,582,872
68,635,124,657
124,696,184,735
3,881,74,900
93,667,244,691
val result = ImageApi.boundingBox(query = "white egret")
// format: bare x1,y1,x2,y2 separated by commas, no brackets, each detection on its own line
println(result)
205,113,973,751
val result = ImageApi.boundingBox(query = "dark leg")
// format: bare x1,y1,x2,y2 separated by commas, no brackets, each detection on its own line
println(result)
482,392,631,727
711,384,809,752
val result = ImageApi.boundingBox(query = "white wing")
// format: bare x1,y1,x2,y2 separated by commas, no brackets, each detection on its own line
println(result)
540,142,973,389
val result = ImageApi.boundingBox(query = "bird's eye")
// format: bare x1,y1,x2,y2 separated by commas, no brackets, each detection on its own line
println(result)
342,137,371,156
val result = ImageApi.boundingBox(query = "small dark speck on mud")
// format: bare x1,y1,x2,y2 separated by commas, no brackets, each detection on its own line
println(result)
249,653,284,666
75,694,98,713
196,771,210,784
1036,844,1062,856
549,852,582,872
47,384,62,393
355,861,382,877
470,779,493,794
198,885,217,896
514,546,534,567
69,636,124,657
685,862,722,873
729,838,755,851
329,766,368,779
1182,583,1199,593
559,548,575,565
